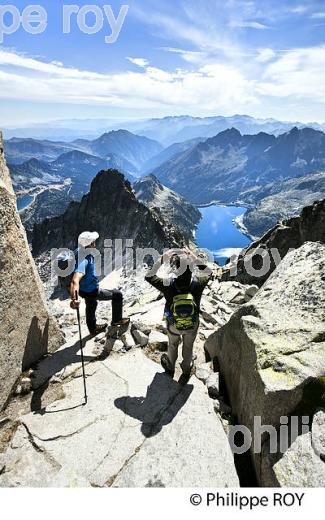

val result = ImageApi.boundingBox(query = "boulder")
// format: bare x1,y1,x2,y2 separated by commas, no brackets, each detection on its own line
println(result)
215,281,247,305
121,331,136,350
195,362,212,384
205,242,325,486
207,372,220,398
132,329,149,347
131,321,152,336
148,331,168,351
0,133,63,410
105,338,125,353
244,285,259,302
222,199,325,286
217,301,232,315
201,310,219,326
312,409,325,462
230,293,246,305
272,432,325,487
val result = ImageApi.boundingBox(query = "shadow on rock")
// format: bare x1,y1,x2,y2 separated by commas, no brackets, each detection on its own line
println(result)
31,333,95,396
115,372,193,438
23,316,50,370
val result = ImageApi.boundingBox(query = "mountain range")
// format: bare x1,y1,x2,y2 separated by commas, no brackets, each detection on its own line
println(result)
152,126,325,205
5,129,162,174
10,150,136,197
141,137,203,174
4,114,325,145
71,130,162,172
125,114,325,146
5,121,325,243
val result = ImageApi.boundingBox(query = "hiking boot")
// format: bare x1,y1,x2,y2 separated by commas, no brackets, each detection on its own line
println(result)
179,356,196,385
161,354,175,378
90,324,108,337
111,318,130,328
204,348,211,362
178,373,191,386
110,318,130,337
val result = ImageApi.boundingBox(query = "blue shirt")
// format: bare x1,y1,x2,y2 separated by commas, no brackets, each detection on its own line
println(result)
74,249,99,293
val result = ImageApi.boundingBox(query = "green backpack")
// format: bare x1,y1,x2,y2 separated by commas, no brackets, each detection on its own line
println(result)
171,293,198,331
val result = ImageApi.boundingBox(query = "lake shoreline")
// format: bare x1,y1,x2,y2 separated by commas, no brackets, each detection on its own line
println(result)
233,214,257,242
195,203,252,266
196,202,256,242
195,200,255,209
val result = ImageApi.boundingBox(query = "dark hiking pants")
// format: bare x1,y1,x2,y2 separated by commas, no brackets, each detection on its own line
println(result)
79,288,123,333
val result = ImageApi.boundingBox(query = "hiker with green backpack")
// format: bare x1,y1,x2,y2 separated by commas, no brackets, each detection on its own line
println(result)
145,247,212,382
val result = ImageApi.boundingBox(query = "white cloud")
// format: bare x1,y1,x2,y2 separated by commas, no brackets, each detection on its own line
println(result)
160,47,208,65
290,6,308,15
311,12,325,19
132,3,243,59
0,49,257,112
255,48,276,62
0,49,102,79
229,21,269,29
214,248,243,258
1,39,325,122
126,57,149,68
258,45,325,102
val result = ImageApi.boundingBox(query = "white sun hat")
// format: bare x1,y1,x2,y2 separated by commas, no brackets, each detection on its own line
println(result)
78,231,99,247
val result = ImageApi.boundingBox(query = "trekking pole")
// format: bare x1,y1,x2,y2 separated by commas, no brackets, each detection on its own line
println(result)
75,290,88,405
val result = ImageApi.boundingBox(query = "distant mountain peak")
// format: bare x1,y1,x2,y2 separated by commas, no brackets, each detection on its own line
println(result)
101,129,132,137
133,174,201,241
223,127,242,136
205,127,242,146
32,168,186,256
153,125,325,205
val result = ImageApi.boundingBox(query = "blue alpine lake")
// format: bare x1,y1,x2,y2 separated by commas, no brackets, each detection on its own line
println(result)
196,205,251,265
17,194,33,211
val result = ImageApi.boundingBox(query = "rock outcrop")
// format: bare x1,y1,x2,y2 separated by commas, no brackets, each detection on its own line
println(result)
205,242,325,486
32,169,187,256
0,349,239,487
0,132,64,410
223,199,325,286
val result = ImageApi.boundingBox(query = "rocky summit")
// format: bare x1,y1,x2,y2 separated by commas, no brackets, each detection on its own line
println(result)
0,133,324,489
32,169,187,256
0,350,239,488
0,262,251,487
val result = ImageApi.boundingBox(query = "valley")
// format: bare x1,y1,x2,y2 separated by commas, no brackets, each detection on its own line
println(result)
5,115,325,262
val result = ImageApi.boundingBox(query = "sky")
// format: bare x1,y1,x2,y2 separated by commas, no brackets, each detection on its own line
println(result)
1,0,325,126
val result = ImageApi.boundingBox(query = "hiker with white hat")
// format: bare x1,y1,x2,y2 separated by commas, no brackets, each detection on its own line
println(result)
70,231,129,336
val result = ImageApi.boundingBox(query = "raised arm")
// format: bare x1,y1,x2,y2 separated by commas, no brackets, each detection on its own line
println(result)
184,247,212,286
145,249,176,290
